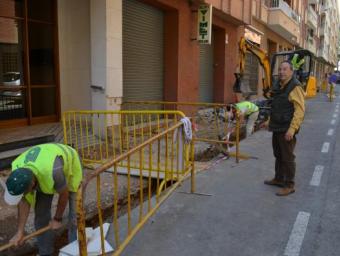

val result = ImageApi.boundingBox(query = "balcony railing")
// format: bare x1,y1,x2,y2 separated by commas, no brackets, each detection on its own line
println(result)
306,37,317,54
266,0,300,23
319,26,325,36
307,6,318,29
318,46,328,60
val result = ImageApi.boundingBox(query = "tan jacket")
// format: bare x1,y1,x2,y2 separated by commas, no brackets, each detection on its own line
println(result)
280,80,305,134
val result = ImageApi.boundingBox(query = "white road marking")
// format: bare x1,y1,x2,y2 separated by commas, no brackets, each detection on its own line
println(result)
284,211,311,256
335,109,339,113
310,165,324,186
327,129,334,136
333,114,338,118
321,142,330,153
331,119,336,125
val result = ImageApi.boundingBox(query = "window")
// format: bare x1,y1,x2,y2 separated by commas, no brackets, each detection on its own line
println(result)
0,0,58,122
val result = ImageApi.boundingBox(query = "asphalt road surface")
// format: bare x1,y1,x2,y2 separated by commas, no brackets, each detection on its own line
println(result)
118,88,340,256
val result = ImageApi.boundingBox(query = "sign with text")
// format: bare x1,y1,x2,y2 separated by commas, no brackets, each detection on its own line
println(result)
197,4,212,44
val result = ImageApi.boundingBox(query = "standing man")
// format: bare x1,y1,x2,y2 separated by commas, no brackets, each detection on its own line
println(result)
264,61,305,196
229,101,259,137
4,143,83,256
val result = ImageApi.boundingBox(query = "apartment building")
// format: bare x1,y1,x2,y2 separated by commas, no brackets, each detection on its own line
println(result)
250,0,303,95
317,0,339,69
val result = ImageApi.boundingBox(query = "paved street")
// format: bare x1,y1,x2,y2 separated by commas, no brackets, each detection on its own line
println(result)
121,88,340,256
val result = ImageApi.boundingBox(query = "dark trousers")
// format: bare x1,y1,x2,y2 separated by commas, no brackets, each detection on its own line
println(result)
35,191,77,255
272,132,296,187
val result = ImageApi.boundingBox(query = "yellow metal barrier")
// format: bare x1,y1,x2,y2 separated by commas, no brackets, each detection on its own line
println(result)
63,110,186,166
76,121,195,255
0,111,191,254
321,79,328,92
306,76,317,98
123,101,241,162
329,83,335,102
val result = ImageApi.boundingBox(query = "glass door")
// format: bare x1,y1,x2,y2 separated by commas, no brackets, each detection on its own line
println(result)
0,1,27,123
0,0,59,127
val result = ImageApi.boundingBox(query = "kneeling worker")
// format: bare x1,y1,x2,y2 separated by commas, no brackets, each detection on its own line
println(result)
4,143,83,256
228,101,259,137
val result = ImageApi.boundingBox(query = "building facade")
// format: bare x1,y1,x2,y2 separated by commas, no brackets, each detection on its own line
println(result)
0,0,339,128
0,0,253,128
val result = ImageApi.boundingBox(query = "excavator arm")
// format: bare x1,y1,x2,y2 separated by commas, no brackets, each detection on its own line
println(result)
235,37,272,98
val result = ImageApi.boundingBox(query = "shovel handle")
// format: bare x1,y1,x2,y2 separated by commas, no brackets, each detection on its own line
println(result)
0,226,51,252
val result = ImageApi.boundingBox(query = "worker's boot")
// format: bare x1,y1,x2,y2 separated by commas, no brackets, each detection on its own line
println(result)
276,161,295,196
276,186,295,196
264,178,285,187
264,160,284,187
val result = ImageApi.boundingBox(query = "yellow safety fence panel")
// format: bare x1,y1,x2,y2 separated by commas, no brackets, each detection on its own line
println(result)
321,79,328,92
76,121,195,255
123,101,241,162
63,110,186,166
305,76,317,98
329,83,335,102
0,113,194,254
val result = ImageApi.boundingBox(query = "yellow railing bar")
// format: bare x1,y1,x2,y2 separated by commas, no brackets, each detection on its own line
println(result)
96,175,105,255
127,155,131,234
235,110,240,163
124,100,231,108
85,115,90,158
113,163,120,247
63,110,186,117
139,149,144,222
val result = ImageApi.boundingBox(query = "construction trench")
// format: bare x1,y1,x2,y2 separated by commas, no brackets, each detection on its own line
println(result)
0,105,252,256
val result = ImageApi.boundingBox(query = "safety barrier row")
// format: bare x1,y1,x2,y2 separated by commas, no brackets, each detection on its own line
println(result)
1,105,238,254
63,110,186,166
76,121,195,255
123,101,241,162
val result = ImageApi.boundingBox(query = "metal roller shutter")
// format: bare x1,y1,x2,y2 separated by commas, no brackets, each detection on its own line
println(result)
199,41,214,102
123,0,164,101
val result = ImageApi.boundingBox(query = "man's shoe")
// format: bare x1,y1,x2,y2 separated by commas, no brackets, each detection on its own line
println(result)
264,178,284,187
276,187,295,196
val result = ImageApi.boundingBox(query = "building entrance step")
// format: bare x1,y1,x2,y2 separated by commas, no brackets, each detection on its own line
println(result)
0,135,55,170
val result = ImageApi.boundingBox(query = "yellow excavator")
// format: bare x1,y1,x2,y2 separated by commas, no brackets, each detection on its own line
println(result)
234,37,315,98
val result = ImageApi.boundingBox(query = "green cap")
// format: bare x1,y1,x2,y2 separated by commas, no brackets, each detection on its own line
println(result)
4,168,33,205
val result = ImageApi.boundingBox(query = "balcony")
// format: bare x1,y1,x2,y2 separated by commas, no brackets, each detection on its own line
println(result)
267,0,300,43
306,37,317,54
319,26,326,36
318,46,328,61
320,4,329,13
307,6,318,29
252,0,269,24
206,0,252,25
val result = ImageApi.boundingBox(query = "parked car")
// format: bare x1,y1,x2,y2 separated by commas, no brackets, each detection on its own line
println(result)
1,72,21,97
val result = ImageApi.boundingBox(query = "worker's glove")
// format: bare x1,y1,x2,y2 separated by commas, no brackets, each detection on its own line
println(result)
291,53,305,70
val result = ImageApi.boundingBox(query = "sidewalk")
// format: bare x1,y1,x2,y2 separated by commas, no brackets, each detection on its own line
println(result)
119,91,340,256
119,129,279,256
